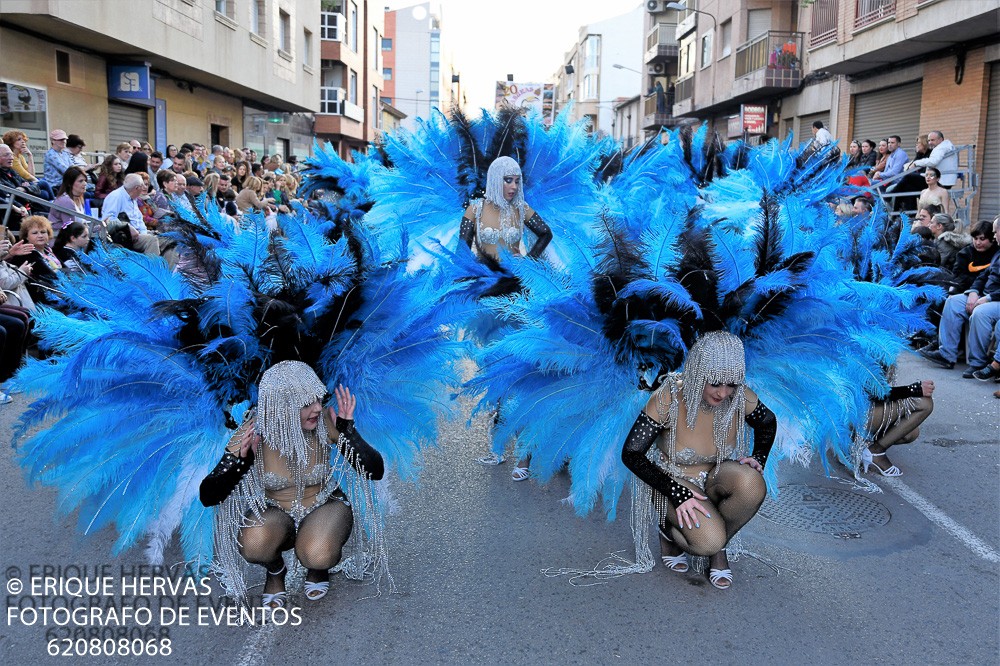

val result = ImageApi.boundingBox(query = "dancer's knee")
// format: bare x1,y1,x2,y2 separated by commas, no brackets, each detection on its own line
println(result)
296,541,343,571
682,528,727,557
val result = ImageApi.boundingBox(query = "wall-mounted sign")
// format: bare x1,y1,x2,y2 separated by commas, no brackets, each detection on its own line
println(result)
108,64,154,106
741,104,767,134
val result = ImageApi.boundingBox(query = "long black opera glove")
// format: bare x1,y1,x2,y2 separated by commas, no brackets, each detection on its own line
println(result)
199,448,256,507
745,400,777,469
524,212,552,258
335,417,385,480
459,216,475,249
621,412,695,509
885,382,923,402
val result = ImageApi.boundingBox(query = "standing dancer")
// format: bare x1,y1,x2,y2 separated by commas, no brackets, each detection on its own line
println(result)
459,156,552,481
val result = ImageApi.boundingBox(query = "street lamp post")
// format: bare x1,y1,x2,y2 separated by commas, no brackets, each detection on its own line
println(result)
665,1,718,110
414,88,424,119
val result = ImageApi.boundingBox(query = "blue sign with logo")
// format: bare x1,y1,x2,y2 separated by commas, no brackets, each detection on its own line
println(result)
107,64,154,106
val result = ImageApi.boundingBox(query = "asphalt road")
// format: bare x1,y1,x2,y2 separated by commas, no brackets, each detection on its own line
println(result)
0,351,997,665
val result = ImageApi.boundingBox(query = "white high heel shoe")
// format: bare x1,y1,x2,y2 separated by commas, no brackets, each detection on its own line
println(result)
862,448,902,477
657,526,689,573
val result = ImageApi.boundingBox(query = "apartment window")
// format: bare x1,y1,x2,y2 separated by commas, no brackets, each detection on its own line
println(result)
250,0,265,36
214,0,234,18
382,96,392,105
349,69,357,104
719,20,732,59
700,32,713,68
320,1,342,41
372,27,379,70
584,34,600,70
583,73,597,100
303,29,313,67
279,10,291,53
679,33,696,77
383,67,392,80
55,50,71,84
382,37,392,50
349,1,358,52
373,85,381,129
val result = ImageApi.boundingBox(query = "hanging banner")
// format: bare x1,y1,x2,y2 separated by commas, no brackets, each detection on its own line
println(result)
741,104,767,134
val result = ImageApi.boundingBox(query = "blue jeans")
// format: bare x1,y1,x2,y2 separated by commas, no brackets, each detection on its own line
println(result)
939,294,1000,367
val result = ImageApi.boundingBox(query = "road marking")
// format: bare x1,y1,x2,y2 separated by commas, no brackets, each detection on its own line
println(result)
881,476,1000,563
235,619,282,666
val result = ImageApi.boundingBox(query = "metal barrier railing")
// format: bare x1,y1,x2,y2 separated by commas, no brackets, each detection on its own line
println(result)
873,144,978,228
0,182,103,235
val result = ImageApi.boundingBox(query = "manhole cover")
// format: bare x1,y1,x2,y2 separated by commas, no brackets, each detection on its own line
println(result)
759,484,891,534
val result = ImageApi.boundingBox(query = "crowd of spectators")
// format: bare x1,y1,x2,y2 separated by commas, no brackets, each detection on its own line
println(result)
0,127,308,403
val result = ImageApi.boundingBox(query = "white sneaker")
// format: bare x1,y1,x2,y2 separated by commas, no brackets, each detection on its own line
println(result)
0,391,12,405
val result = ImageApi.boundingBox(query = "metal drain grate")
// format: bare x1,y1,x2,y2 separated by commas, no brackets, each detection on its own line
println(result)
759,484,891,534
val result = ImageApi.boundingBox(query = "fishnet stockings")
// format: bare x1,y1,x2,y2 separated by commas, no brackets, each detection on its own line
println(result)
866,396,933,452
655,461,765,557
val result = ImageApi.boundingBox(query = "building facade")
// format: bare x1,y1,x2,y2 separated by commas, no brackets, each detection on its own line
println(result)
316,0,384,158
1,0,320,161
551,6,645,136
383,2,456,130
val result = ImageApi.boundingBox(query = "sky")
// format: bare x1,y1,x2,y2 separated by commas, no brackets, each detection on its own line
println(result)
385,0,642,112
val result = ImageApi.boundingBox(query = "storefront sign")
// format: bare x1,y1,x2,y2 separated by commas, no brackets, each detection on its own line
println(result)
107,64,154,106
741,104,767,134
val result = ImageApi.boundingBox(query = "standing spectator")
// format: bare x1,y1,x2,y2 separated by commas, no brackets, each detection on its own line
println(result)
918,167,951,212
911,130,958,188
43,129,74,192
94,155,125,202
48,166,92,233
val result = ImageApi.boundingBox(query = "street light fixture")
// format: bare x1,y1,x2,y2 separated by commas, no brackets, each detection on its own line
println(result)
415,88,424,116
612,63,642,75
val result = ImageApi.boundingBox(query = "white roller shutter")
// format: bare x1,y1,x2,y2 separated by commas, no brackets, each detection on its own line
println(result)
980,64,1000,221
799,111,830,142
108,103,149,146
852,82,921,149
747,9,772,40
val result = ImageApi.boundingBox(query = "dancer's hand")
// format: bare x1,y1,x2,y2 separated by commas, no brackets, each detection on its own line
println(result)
920,380,935,397
675,493,710,530
738,456,763,473
333,384,355,421
237,421,260,458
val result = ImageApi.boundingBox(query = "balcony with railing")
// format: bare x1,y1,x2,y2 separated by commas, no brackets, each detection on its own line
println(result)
672,74,694,116
645,23,679,64
809,0,838,48
854,0,896,30
316,86,365,137
642,92,676,130
732,31,803,99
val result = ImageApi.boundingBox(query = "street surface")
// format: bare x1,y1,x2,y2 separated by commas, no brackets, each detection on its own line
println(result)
0,352,997,664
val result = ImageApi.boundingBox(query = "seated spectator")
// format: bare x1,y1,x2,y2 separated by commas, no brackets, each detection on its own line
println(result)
911,202,943,231
928,213,969,270
869,139,888,177
918,167,951,212
135,172,158,231
921,218,1000,377
208,154,227,176
94,154,125,202
860,139,878,169
236,176,267,213
5,215,61,304
43,129,74,193
0,234,35,311
139,141,152,154
910,135,930,164
910,224,941,266
852,197,873,216
53,221,91,275
811,121,833,147
147,151,165,189
125,150,150,180
101,173,160,258
151,170,179,221
2,130,53,200
873,135,907,182
48,166,93,234
166,154,188,175
0,283,28,403
65,134,100,175
911,130,958,188
949,220,999,294
114,142,134,168
0,144,33,233
846,140,864,169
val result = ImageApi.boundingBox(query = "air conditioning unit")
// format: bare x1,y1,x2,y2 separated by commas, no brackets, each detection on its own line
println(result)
647,62,666,75
646,0,660,13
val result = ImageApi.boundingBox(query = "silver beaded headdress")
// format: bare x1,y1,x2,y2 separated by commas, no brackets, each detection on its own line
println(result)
256,360,328,462
680,330,745,429
484,156,526,212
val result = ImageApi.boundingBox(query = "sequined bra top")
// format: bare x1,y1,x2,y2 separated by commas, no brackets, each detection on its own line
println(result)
262,463,329,491
474,199,523,248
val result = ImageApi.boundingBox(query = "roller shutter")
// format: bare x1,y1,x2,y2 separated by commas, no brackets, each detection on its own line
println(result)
747,9,772,40
852,82,921,149
108,103,149,146
799,111,830,142
980,63,1000,220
